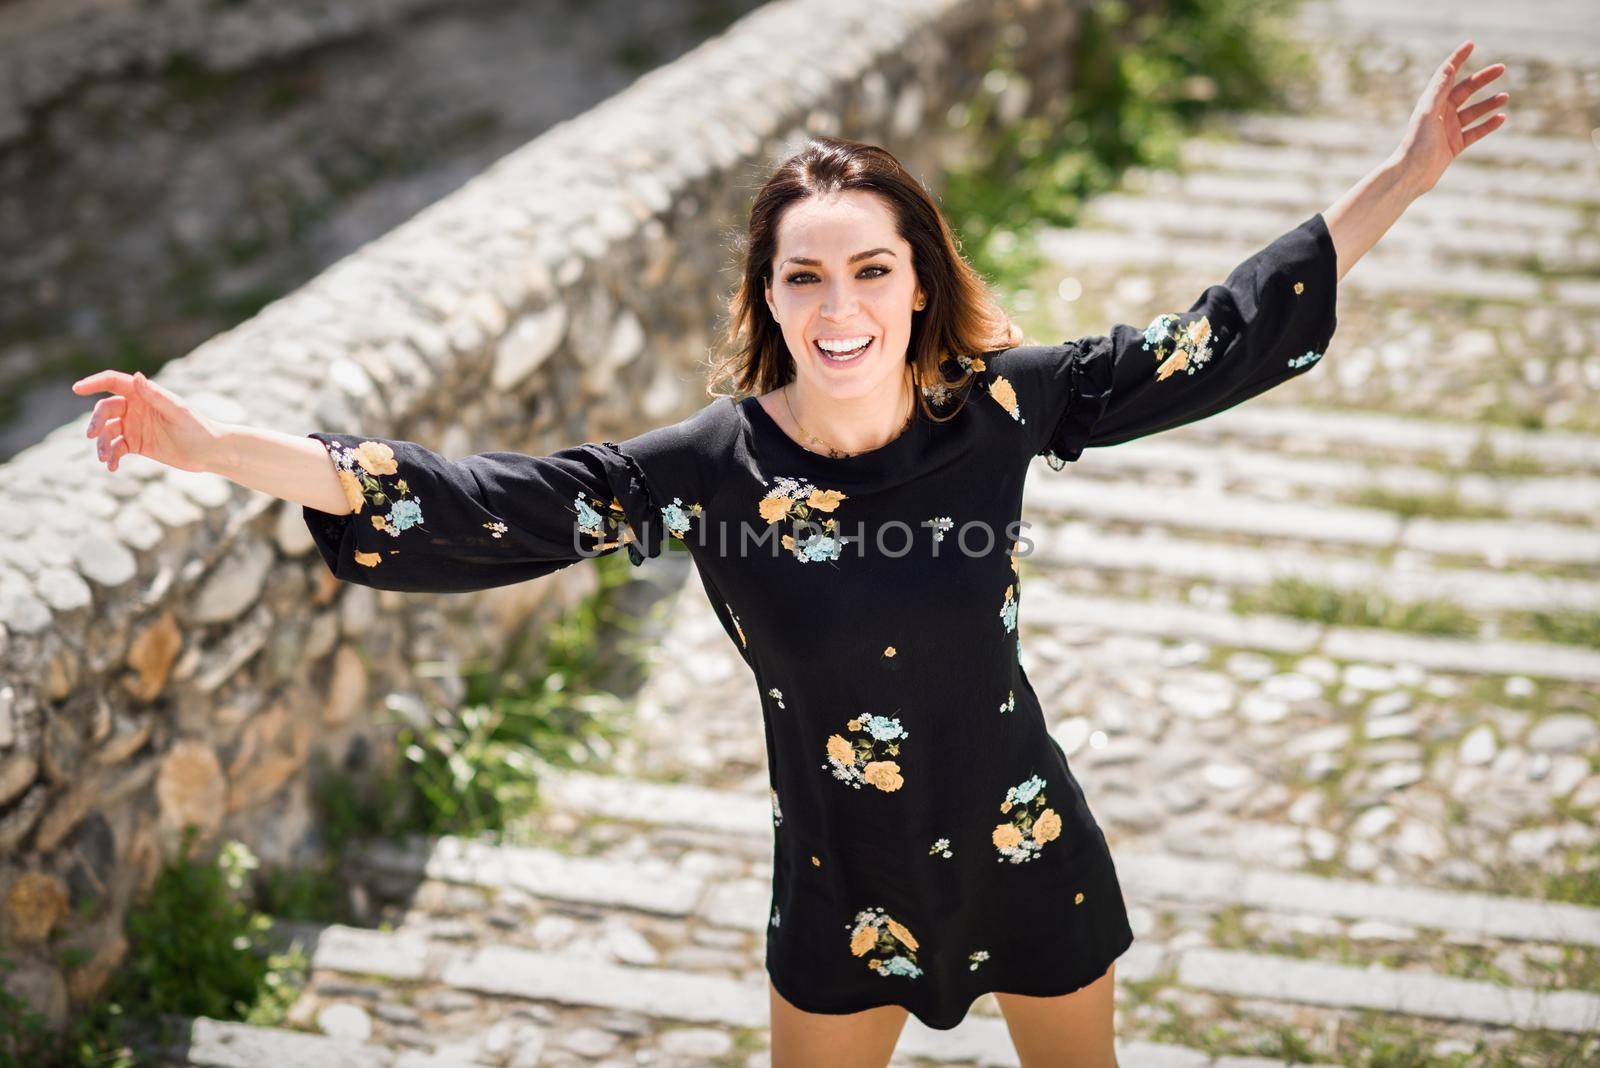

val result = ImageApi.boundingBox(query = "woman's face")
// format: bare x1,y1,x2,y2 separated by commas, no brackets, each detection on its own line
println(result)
764,189,925,404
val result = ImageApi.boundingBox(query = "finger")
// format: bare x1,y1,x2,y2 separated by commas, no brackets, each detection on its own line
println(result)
131,370,181,412
107,434,126,472
96,416,123,457
87,395,126,438
1459,93,1508,126
1450,64,1507,106
1461,113,1507,150
71,369,135,397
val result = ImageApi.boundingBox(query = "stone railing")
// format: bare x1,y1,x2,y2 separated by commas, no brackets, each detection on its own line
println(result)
0,0,1084,1028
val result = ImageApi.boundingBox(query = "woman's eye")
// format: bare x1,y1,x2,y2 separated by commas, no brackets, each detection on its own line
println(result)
785,265,891,285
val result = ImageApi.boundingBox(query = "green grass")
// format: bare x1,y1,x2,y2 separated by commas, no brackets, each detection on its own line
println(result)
1345,485,1510,521
1232,576,1480,637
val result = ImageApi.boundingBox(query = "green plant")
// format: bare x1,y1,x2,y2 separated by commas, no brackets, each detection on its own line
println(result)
939,0,1308,303
299,549,655,855
0,827,309,1068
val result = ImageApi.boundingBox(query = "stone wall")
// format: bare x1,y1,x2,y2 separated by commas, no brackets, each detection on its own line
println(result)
0,0,1085,1028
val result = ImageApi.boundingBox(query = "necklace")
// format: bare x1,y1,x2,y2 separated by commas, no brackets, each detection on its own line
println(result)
781,368,916,459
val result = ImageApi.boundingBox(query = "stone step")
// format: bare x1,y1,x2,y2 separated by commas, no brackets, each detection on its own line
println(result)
1157,406,1600,475
1214,112,1600,174
530,769,1600,950
1083,191,1600,273
144,1011,1330,1068
1174,947,1600,1034
293,925,1327,1067
1031,440,1600,524
1297,0,1600,66
1141,165,1596,240
351,835,709,918
1024,586,1600,681
1037,225,1594,308
1023,476,1600,566
1173,141,1600,211
146,1014,494,1068
1028,520,1600,616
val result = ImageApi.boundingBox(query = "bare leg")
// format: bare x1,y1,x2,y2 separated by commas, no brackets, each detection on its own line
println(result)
769,977,911,1068
993,962,1118,1068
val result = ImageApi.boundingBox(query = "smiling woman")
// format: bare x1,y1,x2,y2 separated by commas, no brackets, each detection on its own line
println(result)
69,134,1338,1065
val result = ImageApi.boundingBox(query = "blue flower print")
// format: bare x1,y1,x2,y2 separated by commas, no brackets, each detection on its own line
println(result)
796,531,844,562
1288,350,1322,369
863,715,905,742
1000,584,1018,633
574,495,605,537
386,497,424,534
1008,775,1045,806
661,496,702,539
848,907,923,979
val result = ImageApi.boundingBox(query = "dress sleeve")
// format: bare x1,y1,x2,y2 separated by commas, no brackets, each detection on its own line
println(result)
301,434,678,593
997,211,1338,470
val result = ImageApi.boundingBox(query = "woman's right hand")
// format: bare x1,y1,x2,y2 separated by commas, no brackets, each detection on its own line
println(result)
71,370,223,474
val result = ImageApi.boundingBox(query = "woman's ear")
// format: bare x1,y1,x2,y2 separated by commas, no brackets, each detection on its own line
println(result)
764,281,779,324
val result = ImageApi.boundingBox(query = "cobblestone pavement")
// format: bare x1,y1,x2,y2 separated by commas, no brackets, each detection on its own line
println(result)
157,3,1600,1065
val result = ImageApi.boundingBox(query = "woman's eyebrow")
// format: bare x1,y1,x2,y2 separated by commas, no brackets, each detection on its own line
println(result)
781,247,897,267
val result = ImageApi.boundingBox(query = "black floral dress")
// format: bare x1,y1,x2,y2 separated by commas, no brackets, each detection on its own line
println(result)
303,212,1338,1030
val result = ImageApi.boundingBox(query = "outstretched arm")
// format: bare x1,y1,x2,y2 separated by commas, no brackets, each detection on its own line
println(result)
1323,39,1509,281
73,369,351,514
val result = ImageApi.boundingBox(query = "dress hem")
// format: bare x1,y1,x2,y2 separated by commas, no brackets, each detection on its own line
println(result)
765,921,1135,1033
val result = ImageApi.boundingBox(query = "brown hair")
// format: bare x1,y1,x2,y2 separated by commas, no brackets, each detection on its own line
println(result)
706,135,1022,423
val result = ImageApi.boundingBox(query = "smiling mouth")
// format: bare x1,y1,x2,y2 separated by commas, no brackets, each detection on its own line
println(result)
814,337,874,362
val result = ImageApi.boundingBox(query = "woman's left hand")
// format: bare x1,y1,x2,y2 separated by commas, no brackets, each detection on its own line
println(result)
1392,40,1508,199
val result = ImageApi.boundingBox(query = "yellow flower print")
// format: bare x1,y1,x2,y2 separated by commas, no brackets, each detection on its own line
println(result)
759,494,794,523
953,353,986,374
884,645,896,657
336,468,367,514
987,374,1026,424
1033,808,1062,844
319,438,428,565
354,440,398,476
822,713,908,791
1074,891,1085,905
993,774,1059,864
806,488,847,512
1143,311,1217,382
728,603,747,648
885,918,919,952
846,907,923,978
1294,281,1305,294
812,855,821,867
863,761,903,792
760,476,851,563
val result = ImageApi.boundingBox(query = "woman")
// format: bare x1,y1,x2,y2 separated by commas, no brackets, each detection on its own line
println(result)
73,41,1504,1068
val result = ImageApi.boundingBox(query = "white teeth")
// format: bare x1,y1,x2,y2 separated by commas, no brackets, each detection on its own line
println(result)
817,336,872,353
